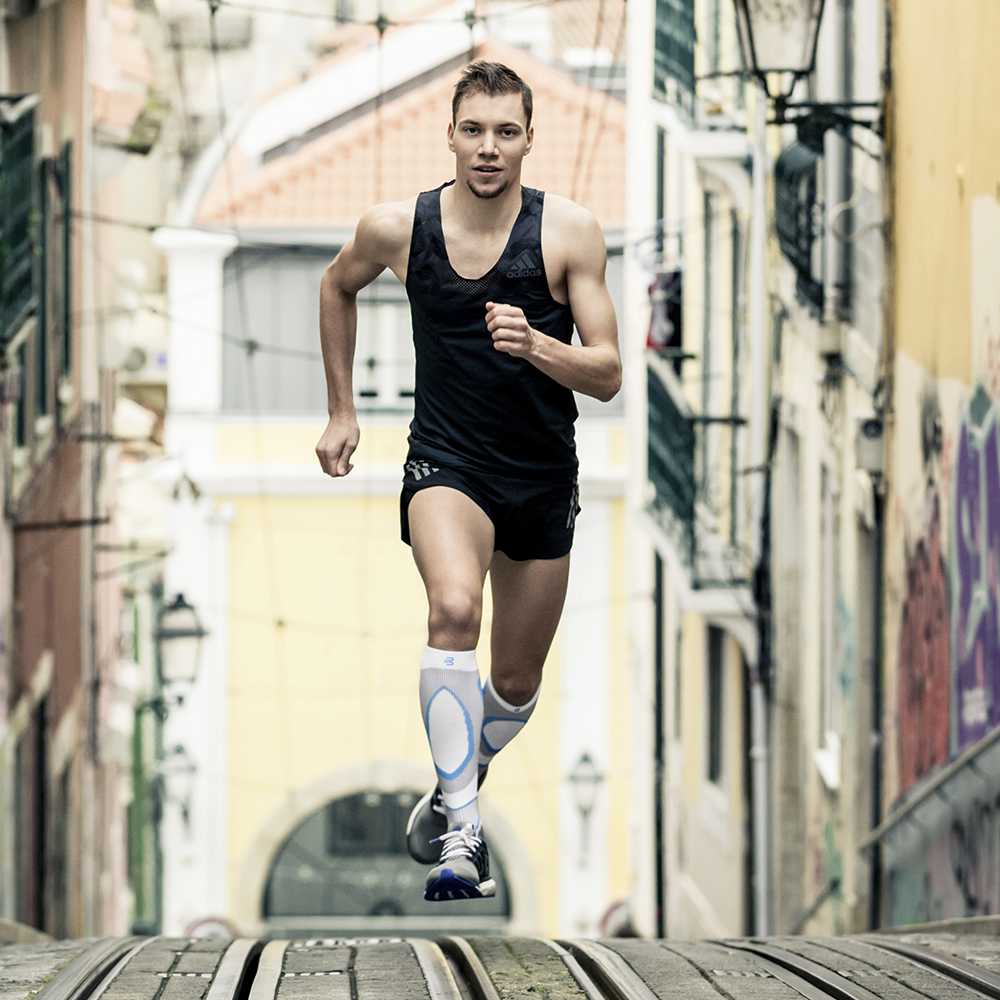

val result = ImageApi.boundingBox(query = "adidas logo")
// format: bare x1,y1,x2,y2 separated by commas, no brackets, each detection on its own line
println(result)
505,249,542,280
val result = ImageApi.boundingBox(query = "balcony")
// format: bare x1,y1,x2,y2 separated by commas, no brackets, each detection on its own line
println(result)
774,139,824,314
646,350,750,590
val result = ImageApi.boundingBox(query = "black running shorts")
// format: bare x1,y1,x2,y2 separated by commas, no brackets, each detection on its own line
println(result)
400,454,582,561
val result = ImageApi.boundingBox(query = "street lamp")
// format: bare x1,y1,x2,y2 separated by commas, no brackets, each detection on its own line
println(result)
733,0,825,105
154,592,208,687
567,751,605,867
732,0,881,138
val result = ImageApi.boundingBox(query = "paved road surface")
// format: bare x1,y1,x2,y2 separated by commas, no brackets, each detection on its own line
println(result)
3,932,1000,1000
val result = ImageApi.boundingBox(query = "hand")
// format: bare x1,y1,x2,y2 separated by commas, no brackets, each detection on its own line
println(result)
485,301,538,358
316,413,360,477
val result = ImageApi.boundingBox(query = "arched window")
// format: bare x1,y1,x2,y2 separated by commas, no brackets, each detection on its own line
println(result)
262,789,512,928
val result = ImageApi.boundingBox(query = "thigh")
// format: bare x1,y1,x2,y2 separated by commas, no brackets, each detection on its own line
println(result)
493,478,581,562
488,549,571,675
407,485,496,598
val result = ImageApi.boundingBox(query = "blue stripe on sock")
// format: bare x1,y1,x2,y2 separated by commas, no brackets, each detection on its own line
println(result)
479,714,526,755
423,685,475,781
445,793,478,811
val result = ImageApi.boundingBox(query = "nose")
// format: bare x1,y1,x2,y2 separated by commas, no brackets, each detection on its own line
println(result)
479,132,498,155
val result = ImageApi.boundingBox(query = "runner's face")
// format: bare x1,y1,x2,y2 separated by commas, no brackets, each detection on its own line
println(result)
449,91,532,199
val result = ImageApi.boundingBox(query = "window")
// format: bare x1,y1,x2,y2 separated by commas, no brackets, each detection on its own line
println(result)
1,95,38,350
654,0,696,112
700,192,716,492
774,140,824,313
707,625,724,784
221,249,412,414
707,0,722,75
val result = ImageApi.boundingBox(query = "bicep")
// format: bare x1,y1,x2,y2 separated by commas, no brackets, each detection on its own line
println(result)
566,217,619,356
324,208,397,294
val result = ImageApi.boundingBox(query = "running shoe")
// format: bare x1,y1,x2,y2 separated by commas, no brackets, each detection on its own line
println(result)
424,823,496,901
405,785,448,864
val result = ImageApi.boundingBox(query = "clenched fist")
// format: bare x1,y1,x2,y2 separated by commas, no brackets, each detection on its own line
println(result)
316,413,360,477
486,301,539,358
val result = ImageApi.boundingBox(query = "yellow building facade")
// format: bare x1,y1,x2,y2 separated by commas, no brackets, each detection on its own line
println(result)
877,0,1000,924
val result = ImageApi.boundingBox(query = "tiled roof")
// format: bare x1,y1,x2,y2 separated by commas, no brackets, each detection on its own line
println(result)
91,0,155,140
194,37,625,230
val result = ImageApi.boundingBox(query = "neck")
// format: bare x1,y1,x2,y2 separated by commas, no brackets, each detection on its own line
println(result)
443,175,523,233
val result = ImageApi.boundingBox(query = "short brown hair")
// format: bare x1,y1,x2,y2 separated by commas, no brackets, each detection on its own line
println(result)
452,60,533,129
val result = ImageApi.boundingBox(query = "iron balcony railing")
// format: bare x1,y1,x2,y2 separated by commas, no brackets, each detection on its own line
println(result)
774,139,824,313
647,347,751,589
1,94,39,349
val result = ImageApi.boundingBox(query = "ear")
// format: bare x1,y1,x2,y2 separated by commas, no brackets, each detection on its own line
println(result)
447,121,455,152
524,124,533,155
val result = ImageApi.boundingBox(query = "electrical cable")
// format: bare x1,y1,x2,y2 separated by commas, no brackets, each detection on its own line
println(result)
569,0,608,202
576,0,626,205
91,0,765,874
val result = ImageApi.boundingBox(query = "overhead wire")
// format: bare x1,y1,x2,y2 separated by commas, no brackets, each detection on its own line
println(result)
213,0,580,26
108,0,748,849
577,0,626,204
569,0,609,203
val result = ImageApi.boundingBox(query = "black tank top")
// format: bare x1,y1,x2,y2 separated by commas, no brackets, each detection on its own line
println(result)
404,179,579,482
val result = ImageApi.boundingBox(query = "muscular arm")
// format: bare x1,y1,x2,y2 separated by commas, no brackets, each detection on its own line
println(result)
319,203,404,416
493,206,621,402
315,202,409,476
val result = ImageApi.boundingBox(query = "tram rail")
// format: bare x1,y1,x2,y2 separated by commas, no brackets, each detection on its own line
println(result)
14,931,1000,1000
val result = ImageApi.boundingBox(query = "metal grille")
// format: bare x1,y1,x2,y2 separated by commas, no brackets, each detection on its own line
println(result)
1,96,39,348
774,139,824,312
647,358,695,565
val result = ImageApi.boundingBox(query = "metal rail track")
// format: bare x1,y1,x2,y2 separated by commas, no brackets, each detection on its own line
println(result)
865,935,1000,999
558,940,661,1000
19,934,1000,1000
34,938,148,1000
435,936,502,1000
716,939,885,1000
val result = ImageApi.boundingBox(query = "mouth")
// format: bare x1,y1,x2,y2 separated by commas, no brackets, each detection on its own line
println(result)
473,166,502,175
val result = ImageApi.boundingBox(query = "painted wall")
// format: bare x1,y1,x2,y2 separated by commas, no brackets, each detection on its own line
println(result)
883,0,1000,923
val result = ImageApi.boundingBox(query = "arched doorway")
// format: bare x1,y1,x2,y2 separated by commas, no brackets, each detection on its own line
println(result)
262,788,512,931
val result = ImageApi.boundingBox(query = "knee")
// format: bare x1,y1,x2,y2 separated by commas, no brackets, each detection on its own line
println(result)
491,671,541,708
427,588,482,647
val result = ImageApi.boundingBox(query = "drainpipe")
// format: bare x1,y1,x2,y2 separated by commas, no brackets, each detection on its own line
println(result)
868,478,885,929
746,88,772,937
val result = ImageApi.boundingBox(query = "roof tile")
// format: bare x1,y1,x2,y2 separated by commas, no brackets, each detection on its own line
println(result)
195,37,624,230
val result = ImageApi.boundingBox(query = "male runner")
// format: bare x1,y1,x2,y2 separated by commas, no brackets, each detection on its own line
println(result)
315,60,620,902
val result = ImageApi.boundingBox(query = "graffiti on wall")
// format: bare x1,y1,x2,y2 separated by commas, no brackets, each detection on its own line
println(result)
896,494,952,789
951,385,1000,748
890,383,1000,923
896,383,1000,790
886,779,1000,924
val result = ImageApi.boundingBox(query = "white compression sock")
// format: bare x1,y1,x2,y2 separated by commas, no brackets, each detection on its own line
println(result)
478,674,541,781
419,645,483,831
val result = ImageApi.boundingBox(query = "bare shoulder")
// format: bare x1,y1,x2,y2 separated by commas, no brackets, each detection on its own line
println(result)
542,192,606,266
355,198,416,262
